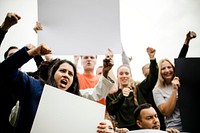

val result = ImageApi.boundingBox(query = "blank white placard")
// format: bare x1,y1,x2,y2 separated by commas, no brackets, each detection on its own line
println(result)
38,0,122,56
31,84,106,133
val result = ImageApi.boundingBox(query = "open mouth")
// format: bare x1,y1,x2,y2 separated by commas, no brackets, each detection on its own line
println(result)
60,79,68,87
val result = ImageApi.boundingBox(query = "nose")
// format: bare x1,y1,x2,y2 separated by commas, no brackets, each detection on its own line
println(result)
63,72,69,77
87,57,93,61
153,117,159,123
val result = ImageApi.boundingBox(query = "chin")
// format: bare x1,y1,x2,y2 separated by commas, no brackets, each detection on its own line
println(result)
152,126,160,129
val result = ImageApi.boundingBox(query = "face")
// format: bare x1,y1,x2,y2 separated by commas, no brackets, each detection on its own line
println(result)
117,66,131,88
103,119,115,133
7,48,18,58
142,64,150,77
96,66,103,78
81,56,97,71
137,107,160,130
54,63,74,91
160,60,174,83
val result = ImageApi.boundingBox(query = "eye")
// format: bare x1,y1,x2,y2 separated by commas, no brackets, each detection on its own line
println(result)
125,72,130,75
119,72,123,75
68,71,74,77
161,67,165,70
108,126,113,130
83,56,88,59
60,69,66,73
91,56,95,59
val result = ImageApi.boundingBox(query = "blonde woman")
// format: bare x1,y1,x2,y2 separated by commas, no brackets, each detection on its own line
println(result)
106,47,158,131
153,58,182,131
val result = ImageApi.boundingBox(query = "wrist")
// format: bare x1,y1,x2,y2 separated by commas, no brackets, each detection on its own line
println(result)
0,22,11,32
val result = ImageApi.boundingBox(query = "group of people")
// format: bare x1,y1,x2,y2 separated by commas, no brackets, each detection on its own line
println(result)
0,12,197,133
0,12,115,133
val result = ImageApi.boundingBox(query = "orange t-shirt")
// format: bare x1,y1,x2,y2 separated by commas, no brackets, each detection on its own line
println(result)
77,73,106,105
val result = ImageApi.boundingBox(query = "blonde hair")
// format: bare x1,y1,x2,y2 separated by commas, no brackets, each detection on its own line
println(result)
155,58,175,88
129,79,138,106
117,64,138,106
104,112,118,130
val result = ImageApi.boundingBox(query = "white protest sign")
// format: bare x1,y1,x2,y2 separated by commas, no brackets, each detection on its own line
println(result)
31,84,105,133
38,0,122,56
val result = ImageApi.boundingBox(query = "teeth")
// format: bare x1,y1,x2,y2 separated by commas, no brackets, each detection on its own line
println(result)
61,80,67,85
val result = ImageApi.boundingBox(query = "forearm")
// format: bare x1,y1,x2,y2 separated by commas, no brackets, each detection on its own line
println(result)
139,59,158,96
106,93,125,115
178,44,188,58
162,90,177,116
1,47,32,70
0,47,32,90
33,55,44,67
81,75,114,101
0,28,7,45
122,51,130,65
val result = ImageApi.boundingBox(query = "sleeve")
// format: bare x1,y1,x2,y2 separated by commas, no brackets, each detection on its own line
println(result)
0,47,34,96
178,44,189,58
33,55,44,67
80,75,114,101
106,91,125,115
0,47,32,71
0,28,7,46
152,88,166,107
137,59,158,98
122,50,130,65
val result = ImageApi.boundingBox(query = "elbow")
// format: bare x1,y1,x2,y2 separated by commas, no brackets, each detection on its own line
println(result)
162,111,172,117
159,107,173,117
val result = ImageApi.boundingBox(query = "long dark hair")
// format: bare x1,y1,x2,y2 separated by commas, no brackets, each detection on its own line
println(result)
45,59,81,96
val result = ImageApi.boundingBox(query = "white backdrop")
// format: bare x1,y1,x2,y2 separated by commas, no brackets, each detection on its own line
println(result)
1,0,200,81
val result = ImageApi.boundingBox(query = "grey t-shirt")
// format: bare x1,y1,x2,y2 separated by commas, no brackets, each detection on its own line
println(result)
153,85,182,131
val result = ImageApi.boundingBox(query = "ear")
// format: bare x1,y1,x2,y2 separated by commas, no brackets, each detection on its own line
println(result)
136,120,142,128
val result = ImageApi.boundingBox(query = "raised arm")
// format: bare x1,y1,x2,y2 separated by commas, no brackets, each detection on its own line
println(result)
27,43,52,57
121,44,132,66
0,12,21,45
80,55,114,101
138,47,158,98
178,31,196,58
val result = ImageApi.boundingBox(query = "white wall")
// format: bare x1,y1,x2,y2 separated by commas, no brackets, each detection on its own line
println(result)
1,0,200,81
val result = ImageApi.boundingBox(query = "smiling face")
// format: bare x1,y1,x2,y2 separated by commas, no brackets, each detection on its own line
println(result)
160,60,174,84
117,65,132,88
54,62,74,91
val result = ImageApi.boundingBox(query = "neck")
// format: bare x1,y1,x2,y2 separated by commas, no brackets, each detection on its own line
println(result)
83,70,94,75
